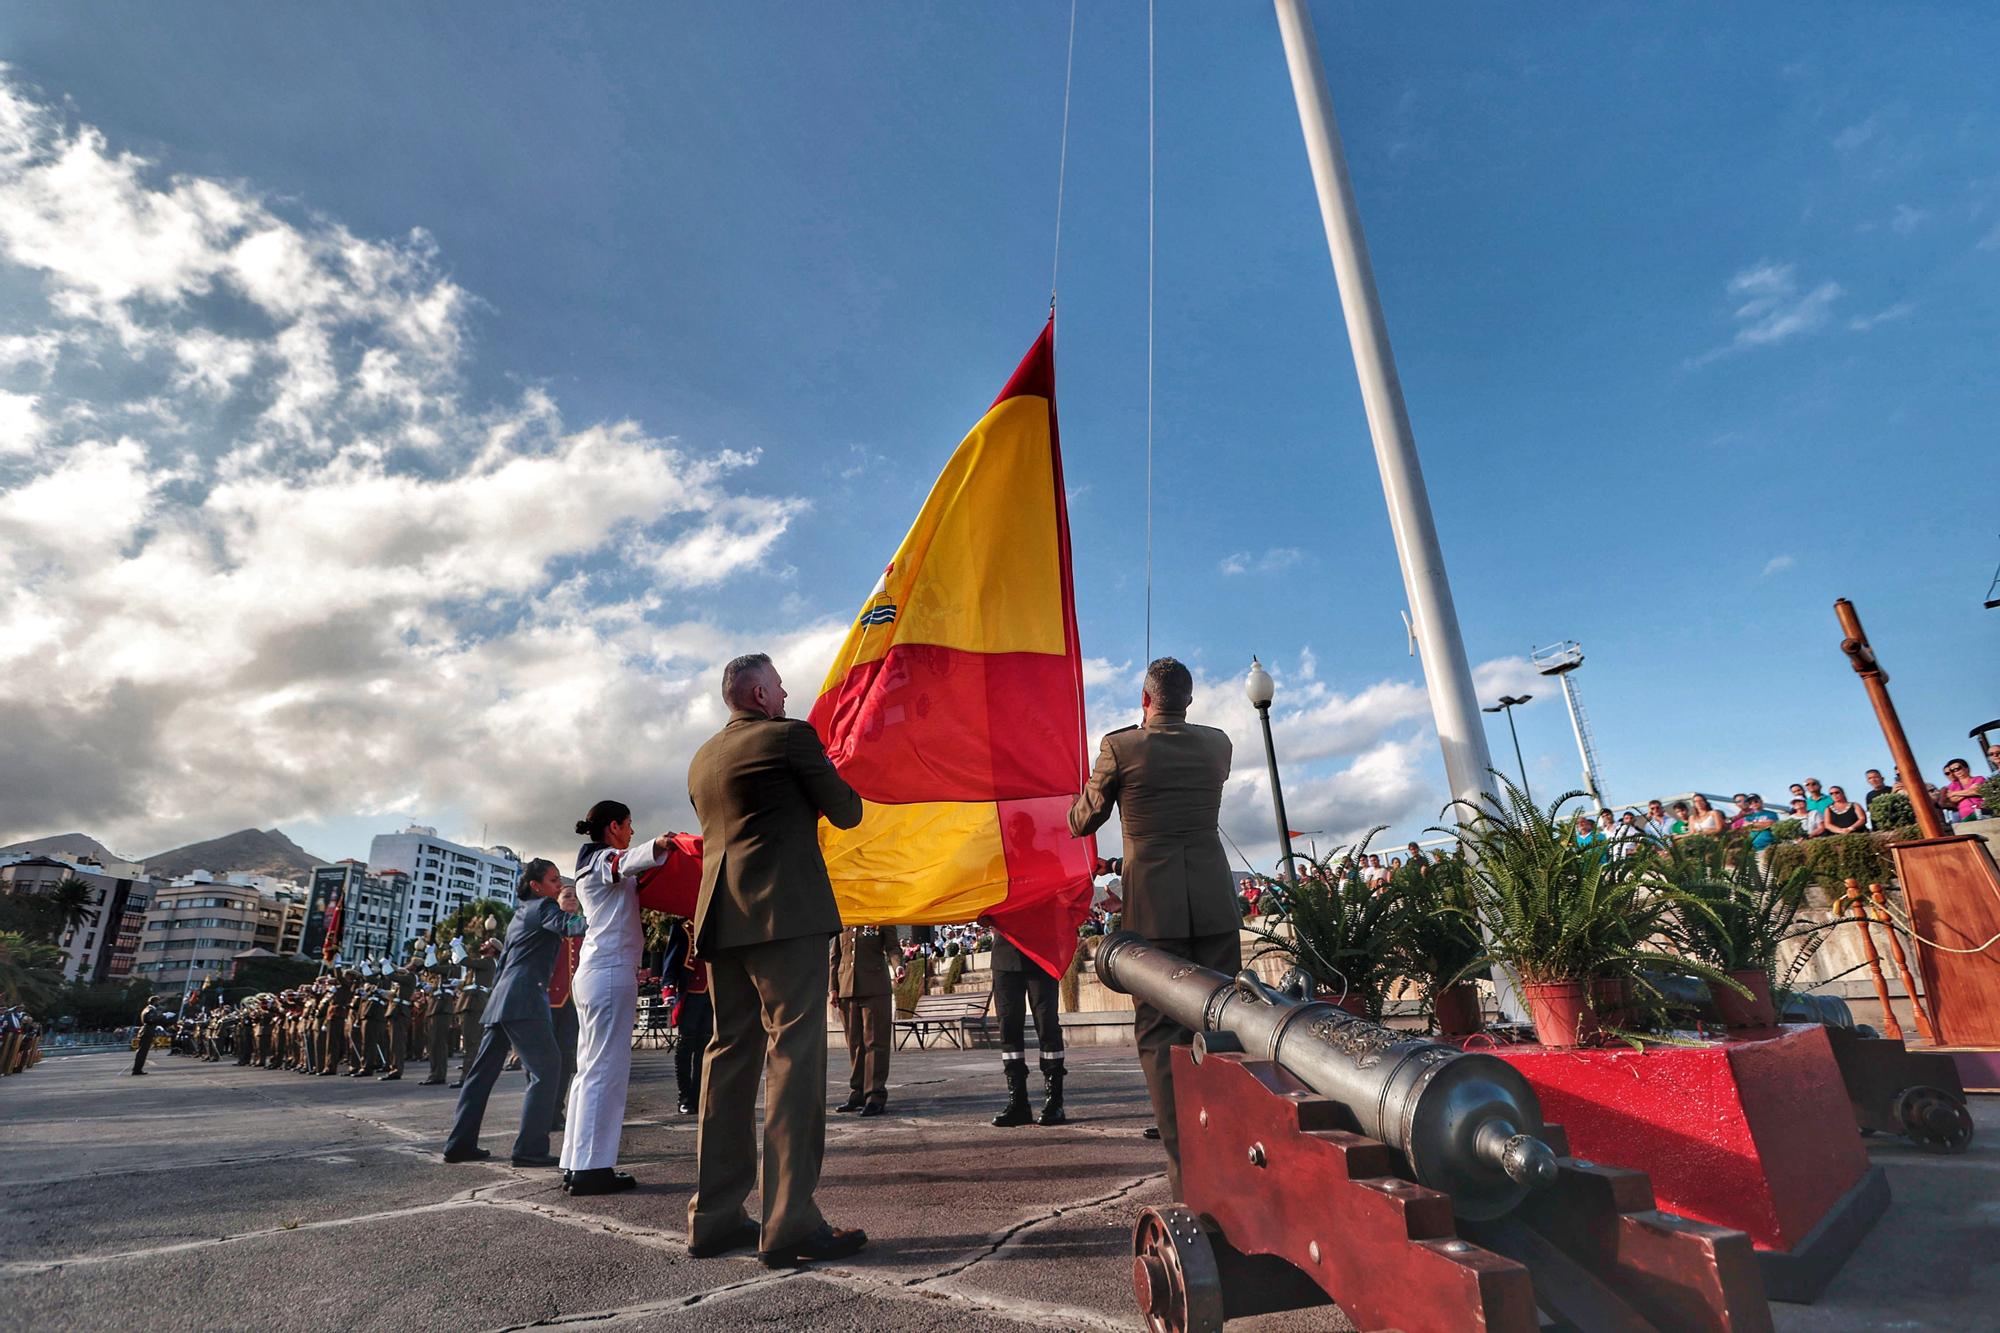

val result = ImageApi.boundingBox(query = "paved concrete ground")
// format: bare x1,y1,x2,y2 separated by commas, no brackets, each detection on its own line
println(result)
0,1042,1993,1331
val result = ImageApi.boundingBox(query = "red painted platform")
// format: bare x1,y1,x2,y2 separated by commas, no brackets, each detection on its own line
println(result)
1489,1026,1868,1254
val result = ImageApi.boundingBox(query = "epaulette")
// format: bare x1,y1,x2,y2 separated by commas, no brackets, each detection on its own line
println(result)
1105,724,1139,737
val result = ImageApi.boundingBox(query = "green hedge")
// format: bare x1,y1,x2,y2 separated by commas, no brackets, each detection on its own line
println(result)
1767,831,1897,893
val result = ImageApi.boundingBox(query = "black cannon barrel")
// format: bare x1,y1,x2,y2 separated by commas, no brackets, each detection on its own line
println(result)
1096,932,1557,1220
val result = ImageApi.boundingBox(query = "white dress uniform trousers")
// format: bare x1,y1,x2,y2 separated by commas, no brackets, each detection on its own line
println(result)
560,837,661,1173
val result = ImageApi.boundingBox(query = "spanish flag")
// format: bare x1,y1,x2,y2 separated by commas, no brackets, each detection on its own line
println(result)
810,321,1094,975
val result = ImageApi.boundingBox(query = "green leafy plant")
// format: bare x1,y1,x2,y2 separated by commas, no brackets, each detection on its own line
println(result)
1653,836,1825,978
1769,819,1805,843
892,964,923,1016
1440,778,1732,994
1247,832,1414,1020
51,876,101,937
1979,776,2000,820
1386,855,1484,1014
1767,831,1896,895
0,931,65,1013
940,954,966,992
1867,790,1915,831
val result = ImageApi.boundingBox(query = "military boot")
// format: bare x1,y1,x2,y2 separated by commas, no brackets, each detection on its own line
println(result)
1037,1056,1067,1126
992,1059,1032,1127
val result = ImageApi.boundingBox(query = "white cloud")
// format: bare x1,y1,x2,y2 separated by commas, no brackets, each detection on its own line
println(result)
1832,116,1880,153
1890,204,1928,236
1761,554,1796,578
1219,546,1304,576
1689,261,1845,366
0,389,45,453
0,73,817,857
1847,302,1915,332
1978,220,2000,252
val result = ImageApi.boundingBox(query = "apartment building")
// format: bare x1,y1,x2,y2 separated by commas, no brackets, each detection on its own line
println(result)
133,875,268,985
0,855,158,983
367,826,519,942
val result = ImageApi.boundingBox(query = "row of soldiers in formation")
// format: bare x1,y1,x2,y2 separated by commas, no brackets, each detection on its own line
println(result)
135,941,503,1082
2,1006,41,1075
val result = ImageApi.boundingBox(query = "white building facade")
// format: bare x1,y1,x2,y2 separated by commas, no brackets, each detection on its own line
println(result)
368,826,520,944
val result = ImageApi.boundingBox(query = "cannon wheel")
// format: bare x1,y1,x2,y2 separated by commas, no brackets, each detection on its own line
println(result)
1894,1086,1975,1154
1131,1205,1224,1333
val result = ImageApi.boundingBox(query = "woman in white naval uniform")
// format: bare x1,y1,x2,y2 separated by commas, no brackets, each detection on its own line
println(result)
561,799,674,1196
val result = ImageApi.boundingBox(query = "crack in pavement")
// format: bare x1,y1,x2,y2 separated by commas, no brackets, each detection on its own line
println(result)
0,1192,487,1277
913,1171,1163,1285
0,1140,406,1189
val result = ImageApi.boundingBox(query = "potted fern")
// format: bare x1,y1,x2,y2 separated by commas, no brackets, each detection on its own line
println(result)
1387,855,1486,1036
1444,778,1728,1048
1654,837,1821,1028
1248,835,1413,1022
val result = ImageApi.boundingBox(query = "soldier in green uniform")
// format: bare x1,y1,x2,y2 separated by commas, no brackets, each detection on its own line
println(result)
830,925,899,1116
321,973,352,1075
381,978,411,1081
422,967,456,1085
347,977,377,1076
452,940,499,1088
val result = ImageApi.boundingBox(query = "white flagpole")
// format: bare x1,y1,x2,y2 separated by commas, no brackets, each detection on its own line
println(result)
1272,0,1520,1021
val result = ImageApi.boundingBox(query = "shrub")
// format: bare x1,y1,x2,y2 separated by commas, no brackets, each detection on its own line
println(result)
1980,776,2000,819
1246,832,1412,1020
940,954,966,993
1768,831,1896,893
1867,790,1915,831
1769,819,1805,843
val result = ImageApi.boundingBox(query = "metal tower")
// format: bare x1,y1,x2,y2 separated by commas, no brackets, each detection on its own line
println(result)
1532,641,1605,807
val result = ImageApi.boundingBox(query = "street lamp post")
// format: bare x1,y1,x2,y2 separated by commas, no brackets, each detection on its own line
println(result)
1246,658,1298,886
1481,694,1533,803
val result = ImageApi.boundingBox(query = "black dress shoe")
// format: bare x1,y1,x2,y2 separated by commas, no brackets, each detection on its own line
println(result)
859,1100,886,1118
511,1153,560,1168
447,1080,463,1089
1142,1125,1161,1140
832,1095,865,1114
759,1224,868,1268
419,1077,444,1086
687,1219,760,1258
564,1168,639,1196
378,1072,401,1081
442,1147,492,1164
677,1100,697,1115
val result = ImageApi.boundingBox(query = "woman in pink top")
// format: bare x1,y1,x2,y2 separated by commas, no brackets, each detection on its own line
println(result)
1942,759,1986,822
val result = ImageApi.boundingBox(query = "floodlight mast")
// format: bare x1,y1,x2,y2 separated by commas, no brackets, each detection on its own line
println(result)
1532,641,1605,807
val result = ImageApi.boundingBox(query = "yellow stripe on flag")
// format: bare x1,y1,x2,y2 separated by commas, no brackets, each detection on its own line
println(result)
821,799,1011,925
819,395,1063,694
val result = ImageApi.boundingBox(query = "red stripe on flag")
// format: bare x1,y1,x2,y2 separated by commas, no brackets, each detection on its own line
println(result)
983,794,1095,976
990,318,1054,408
808,644,1083,804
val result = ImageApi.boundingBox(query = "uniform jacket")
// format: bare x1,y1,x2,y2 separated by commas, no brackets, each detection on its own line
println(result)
1068,710,1238,939
456,956,497,1015
485,897,587,1026
546,935,581,1009
687,710,863,953
830,926,900,999
660,918,708,996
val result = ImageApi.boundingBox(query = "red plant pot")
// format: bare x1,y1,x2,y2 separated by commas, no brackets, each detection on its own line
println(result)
1524,980,1600,1049
1433,981,1483,1037
1711,968,1776,1029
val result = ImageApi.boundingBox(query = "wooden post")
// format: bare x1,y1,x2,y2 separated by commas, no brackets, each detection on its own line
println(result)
1869,882,1938,1043
1844,879,1904,1041
1834,600,1947,840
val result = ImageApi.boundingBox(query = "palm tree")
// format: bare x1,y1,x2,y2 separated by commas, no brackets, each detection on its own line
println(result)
0,930,65,1011
51,876,100,939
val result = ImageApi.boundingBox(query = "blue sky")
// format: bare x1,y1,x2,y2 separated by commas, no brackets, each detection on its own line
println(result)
0,3,1993,871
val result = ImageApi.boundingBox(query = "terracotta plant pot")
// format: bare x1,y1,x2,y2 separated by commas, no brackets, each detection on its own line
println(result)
1711,968,1776,1029
1523,980,1600,1049
1433,981,1483,1037
1591,976,1630,1029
